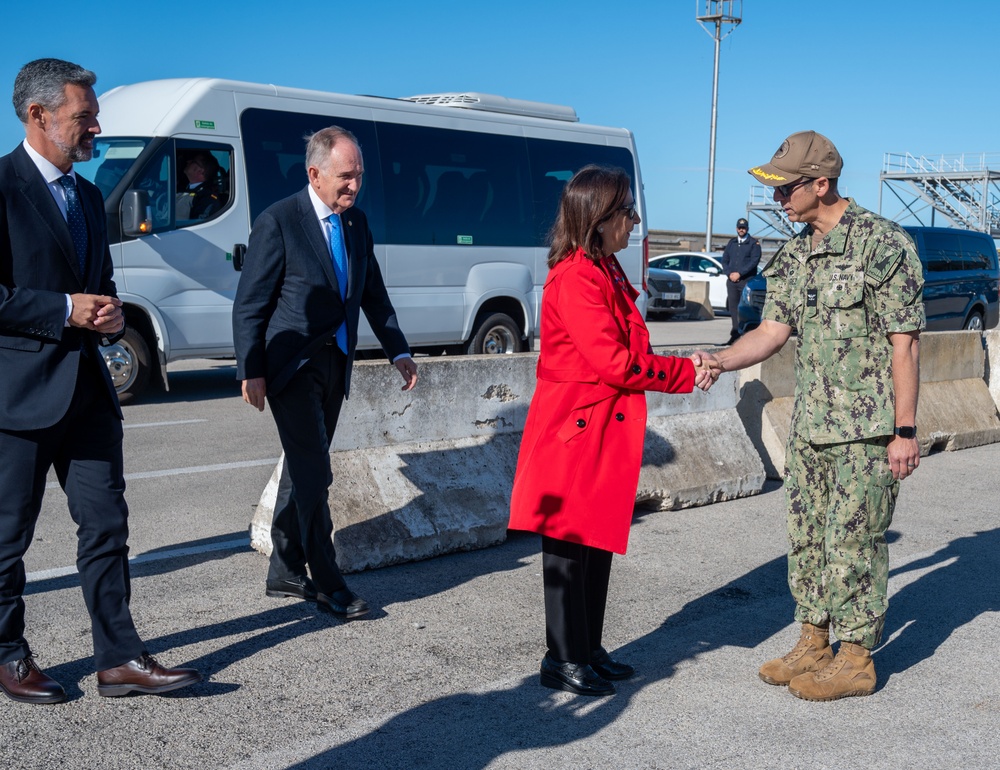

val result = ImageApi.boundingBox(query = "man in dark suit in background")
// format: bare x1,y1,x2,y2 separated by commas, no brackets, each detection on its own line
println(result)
720,217,762,344
234,126,417,620
0,59,201,703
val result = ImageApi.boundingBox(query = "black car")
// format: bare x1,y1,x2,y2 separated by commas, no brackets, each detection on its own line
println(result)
736,226,1000,334
646,266,687,318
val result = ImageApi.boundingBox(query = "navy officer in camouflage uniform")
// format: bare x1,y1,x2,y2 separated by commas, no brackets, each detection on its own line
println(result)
695,131,924,701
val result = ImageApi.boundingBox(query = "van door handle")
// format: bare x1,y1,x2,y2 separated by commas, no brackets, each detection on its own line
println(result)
232,243,246,272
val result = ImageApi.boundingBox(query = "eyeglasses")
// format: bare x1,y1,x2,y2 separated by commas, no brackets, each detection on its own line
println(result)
620,203,638,221
774,178,813,198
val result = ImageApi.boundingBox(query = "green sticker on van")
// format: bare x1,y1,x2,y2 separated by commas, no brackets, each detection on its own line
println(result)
194,120,216,130
457,235,473,245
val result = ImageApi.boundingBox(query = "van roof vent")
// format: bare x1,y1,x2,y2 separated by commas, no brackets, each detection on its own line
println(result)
402,92,579,123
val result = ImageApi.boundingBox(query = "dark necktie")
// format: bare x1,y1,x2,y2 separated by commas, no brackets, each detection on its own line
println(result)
326,214,349,353
58,175,88,275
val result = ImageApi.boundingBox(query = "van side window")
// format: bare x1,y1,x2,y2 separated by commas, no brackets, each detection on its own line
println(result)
526,138,635,244
129,142,233,233
240,108,384,240
957,233,997,271
920,231,962,273
377,122,533,248
174,144,233,226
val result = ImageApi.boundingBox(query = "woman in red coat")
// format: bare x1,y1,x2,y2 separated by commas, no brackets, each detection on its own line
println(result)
509,165,708,696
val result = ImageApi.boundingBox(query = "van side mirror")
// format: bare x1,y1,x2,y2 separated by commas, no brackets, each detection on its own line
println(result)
121,189,152,237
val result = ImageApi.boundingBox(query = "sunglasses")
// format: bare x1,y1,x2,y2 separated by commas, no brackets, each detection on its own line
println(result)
620,203,638,221
774,178,813,198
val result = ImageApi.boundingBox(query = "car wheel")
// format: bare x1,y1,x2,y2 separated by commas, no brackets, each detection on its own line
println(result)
964,311,985,331
466,312,522,355
101,326,151,403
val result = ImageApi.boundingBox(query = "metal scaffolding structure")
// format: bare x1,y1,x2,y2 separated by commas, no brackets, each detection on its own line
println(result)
879,152,1000,235
745,185,797,241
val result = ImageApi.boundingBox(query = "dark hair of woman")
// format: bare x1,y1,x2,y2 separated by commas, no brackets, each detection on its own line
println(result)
547,164,632,269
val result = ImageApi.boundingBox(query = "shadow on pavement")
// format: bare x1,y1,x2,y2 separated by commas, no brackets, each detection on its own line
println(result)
123,360,241,406
278,552,792,768
878,527,1000,681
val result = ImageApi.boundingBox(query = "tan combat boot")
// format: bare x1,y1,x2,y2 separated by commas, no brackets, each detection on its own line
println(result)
787,642,876,701
758,623,833,686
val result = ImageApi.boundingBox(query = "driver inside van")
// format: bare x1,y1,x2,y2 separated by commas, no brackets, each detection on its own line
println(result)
176,150,221,220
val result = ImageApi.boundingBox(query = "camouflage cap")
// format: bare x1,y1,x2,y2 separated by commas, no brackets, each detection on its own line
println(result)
748,130,843,185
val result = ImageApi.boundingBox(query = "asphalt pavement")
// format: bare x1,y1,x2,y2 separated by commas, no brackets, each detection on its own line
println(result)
2,321,998,770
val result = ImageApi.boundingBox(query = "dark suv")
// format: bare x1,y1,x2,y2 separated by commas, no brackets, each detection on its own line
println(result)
737,226,1000,334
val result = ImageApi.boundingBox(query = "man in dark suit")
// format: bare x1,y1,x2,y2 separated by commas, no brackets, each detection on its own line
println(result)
234,126,417,619
720,217,762,344
0,58,201,704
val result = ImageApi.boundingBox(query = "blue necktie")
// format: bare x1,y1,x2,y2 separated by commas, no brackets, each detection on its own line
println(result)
58,175,88,276
327,214,349,354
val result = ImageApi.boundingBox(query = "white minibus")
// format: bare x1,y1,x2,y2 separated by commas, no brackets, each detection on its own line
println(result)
74,79,649,400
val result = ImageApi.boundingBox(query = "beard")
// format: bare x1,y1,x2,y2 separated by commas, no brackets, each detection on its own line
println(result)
46,120,93,164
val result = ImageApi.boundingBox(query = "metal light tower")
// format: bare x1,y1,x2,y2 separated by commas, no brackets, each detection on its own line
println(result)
696,1,742,252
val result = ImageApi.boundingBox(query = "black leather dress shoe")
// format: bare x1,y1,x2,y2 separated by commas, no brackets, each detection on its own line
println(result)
97,653,201,697
317,588,369,619
540,655,615,696
591,646,635,681
0,656,66,704
265,575,318,602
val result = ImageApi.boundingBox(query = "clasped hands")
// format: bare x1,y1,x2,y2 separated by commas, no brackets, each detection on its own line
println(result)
69,293,124,334
689,351,723,392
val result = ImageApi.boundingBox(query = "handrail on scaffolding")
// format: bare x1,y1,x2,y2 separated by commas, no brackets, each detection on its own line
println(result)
883,152,1000,175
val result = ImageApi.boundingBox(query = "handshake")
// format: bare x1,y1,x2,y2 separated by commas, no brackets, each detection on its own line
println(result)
689,351,723,392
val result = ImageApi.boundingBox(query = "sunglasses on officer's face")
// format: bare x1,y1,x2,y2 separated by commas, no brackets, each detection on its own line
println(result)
774,177,813,198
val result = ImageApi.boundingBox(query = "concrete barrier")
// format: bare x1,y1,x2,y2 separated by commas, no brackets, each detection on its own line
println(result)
682,280,714,320
250,350,764,572
917,331,1000,453
737,330,1000,479
986,329,1000,412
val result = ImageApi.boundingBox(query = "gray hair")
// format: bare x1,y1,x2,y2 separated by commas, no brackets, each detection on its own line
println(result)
13,58,97,123
304,126,360,173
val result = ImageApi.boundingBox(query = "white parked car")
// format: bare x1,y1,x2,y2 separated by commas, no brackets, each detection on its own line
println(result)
649,252,728,312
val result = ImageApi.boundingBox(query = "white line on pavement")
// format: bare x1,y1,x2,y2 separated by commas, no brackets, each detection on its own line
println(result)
124,419,208,429
44,457,280,490
25,536,252,583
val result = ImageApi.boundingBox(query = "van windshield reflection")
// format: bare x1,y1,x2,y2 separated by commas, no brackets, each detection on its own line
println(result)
74,138,150,199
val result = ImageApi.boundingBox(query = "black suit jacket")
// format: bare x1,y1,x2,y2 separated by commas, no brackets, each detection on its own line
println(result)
233,187,409,397
0,143,122,431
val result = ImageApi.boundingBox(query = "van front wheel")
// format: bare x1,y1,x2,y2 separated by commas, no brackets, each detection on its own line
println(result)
101,326,151,403
964,311,985,331
466,312,523,355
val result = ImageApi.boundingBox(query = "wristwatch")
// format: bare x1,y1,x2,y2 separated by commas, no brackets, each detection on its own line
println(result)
894,426,917,439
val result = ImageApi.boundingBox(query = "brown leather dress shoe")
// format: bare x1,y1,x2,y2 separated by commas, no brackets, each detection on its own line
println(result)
97,653,201,697
317,588,370,619
0,656,66,704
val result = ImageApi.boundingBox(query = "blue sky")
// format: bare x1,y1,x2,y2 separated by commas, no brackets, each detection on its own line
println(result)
3,1,997,234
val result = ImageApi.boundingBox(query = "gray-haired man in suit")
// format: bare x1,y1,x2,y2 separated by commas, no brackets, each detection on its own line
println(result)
234,127,417,619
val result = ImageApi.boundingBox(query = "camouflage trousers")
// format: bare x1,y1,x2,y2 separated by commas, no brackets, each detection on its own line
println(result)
784,433,898,649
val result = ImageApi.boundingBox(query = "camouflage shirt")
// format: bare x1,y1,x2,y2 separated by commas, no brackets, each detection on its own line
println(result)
762,199,925,444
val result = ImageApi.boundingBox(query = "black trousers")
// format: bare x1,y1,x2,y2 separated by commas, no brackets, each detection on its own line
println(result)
0,355,144,670
726,277,748,335
542,536,613,664
266,344,349,594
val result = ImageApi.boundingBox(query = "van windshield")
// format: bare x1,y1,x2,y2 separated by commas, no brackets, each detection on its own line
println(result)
74,138,150,200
